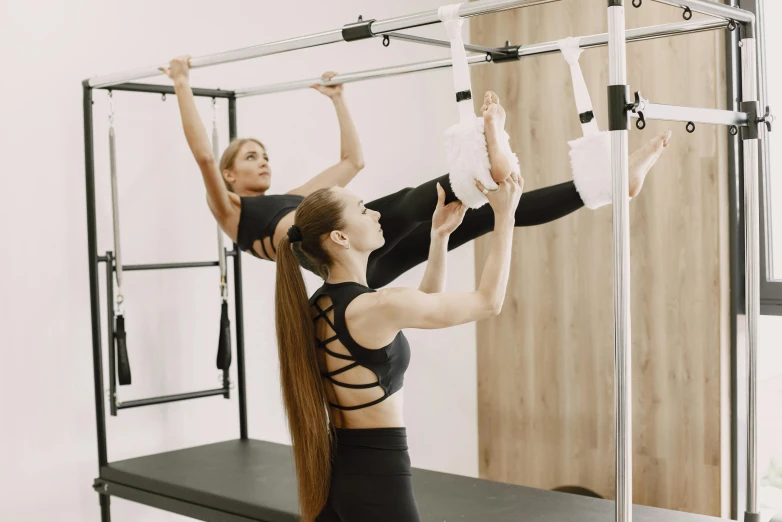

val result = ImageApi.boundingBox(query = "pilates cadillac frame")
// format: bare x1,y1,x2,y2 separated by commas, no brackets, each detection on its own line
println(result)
83,0,772,520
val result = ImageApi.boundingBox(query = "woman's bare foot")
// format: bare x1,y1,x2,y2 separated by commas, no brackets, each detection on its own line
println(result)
629,130,672,197
482,91,512,184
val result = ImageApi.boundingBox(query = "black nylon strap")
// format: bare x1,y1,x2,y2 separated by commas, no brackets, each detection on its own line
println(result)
456,90,472,103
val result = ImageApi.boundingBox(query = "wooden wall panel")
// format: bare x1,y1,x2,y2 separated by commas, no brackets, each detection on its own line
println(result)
472,1,730,516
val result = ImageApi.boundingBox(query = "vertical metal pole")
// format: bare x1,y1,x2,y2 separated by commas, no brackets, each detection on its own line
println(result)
725,2,743,517
106,252,117,417
84,81,111,522
741,28,761,522
608,2,632,522
84,82,109,466
229,96,248,439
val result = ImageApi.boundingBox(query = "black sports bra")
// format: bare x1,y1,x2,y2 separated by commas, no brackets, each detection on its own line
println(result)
237,194,304,259
309,282,411,411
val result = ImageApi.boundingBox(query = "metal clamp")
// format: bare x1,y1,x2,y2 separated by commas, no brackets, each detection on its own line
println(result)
628,91,648,130
490,41,521,63
759,106,775,132
730,125,739,136
728,19,737,31
343,15,375,42
382,35,390,47
686,121,696,133
682,6,692,20
632,0,642,7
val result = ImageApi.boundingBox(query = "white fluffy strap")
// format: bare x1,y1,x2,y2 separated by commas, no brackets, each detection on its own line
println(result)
558,36,599,137
439,4,473,123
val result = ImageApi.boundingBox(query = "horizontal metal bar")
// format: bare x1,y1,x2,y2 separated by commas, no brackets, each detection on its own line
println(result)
631,102,749,127
236,54,490,98
94,481,261,522
236,19,727,98
117,388,227,410
123,261,220,272
384,32,505,54
651,0,755,24
95,82,234,98
369,0,557,35
518,18,728,57
87,0,556,88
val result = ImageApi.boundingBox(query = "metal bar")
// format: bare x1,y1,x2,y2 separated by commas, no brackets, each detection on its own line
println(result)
84,82,109,469
741,34,760,521
384,32,504,54
105,252,117,417
94,481,260,522
236,19,726,98
519,19,728,57
229,100,248,440
651,0,755,24
87,0,556,88
236,55,489,97
631,102,748,126
369,0,557,35
122,261,220,272
755,0,773,285
725,2,742,516
97,83,233,98
608,3,631,522
117,388,227,410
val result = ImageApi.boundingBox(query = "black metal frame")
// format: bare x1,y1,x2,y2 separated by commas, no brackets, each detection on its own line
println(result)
83,79,247,521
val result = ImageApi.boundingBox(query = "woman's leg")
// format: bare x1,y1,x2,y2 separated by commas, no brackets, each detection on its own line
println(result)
367,181,583,288
366,174,456,259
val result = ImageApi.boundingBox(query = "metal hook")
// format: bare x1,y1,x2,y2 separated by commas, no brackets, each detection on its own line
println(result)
686,121,696,133
632,0,642,7
636,116,646,130
357,14,363,22
382,35,390,47
730,125,739,136
683,6,692,20
161,93,167,102
728,19,737,31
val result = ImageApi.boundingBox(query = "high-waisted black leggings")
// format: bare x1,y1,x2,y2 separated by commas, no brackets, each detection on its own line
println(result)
365,174,584,288
316,427,420,522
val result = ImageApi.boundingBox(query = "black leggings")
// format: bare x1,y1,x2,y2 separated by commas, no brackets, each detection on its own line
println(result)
365,174,584,288
316,427,420,522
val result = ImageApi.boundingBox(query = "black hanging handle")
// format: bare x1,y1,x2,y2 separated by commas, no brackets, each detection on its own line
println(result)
216,301,232,371
115,315,132,386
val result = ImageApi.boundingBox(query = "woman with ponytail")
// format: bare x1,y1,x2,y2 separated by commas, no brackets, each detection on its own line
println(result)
275,170,523,521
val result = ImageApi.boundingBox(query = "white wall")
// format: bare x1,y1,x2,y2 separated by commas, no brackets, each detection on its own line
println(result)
0,1,478,520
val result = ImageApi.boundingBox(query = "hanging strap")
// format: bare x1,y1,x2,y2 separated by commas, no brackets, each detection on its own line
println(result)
212,98,232,371
115,315,132,386
558,37,600,137
108,92,124,300
108,92,132,386
439,4,474,124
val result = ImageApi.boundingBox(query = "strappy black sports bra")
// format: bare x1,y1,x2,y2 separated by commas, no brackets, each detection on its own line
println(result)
309,282,411,411
237,194,304,259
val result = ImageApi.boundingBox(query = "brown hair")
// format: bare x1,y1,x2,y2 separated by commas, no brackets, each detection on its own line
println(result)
219,138,265,192
274,188,347,521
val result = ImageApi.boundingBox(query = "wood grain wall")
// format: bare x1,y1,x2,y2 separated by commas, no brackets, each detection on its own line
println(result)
471,1,731,516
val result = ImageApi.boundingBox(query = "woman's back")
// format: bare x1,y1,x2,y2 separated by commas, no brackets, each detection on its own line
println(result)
310,282,409,429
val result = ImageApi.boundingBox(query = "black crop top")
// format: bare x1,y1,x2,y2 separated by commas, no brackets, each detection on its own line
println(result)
237,194,304,259
309,282,411,411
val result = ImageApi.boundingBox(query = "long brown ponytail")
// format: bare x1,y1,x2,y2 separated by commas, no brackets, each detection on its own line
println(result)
274,188,347,521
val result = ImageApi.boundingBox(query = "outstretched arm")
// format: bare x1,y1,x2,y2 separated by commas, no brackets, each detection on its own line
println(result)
161,56,233,220
418,183,468,293
289,73,365,196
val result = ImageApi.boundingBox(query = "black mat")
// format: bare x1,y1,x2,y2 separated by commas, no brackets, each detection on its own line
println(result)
101,439,729,522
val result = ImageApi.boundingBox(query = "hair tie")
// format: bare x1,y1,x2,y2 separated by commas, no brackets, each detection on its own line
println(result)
287,225,303,243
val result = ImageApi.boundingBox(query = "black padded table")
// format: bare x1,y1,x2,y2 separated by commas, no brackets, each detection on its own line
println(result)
95,439,730,522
